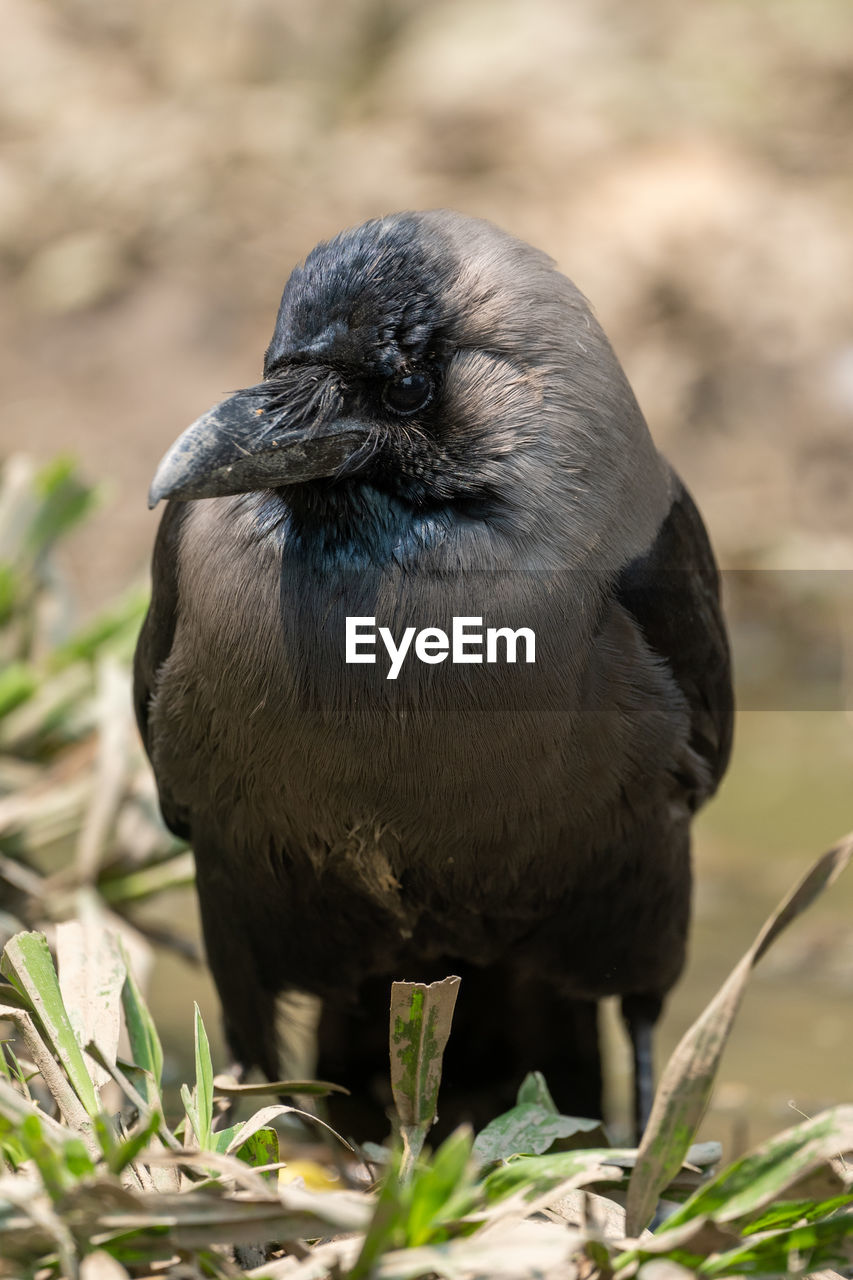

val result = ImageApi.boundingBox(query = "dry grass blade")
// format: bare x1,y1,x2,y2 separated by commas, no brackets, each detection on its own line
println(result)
0,1174,78,1276
390,976,460,1177
0,773,92,859
0,1004,95,1141
79,1251,132,1279
56,902,127,1096
471,1163,626,1278
245,1236,364,1278
0,1074,72,1141
74,658,133,882
637,1258,706,1280
86,1186,372,1251
212,1074,349,1099
374,1218,585,1279
626,832,853,1236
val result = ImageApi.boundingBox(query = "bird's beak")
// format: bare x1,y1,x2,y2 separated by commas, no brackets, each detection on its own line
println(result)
148,385,371,508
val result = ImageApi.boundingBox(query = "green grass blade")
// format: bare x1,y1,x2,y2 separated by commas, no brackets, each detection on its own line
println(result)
18,1113,73,1201
27,457,98,560
119,941,164,1107
99,850,195,906
698,1211,853,1276
483,1147,629,1202
193,1003,214,1150
0,562,19,625
108,1110,163,1175
50,589,149,670
349,1144,409,1280
233,1126,279,1179
404,1126,476,1246
739,1193,853,1234
0,931,99,1116
0,662,38,719
625,834,853,1236
180,1082,200,1147
661,1105,853,1231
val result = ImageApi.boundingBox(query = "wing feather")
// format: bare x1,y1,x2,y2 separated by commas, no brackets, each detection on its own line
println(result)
133,501,192,839
615,472,734,805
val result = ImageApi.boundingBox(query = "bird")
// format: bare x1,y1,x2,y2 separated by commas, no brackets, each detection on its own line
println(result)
134,210,733,1140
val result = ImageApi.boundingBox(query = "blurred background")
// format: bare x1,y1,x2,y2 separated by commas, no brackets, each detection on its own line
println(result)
0,0,851,1148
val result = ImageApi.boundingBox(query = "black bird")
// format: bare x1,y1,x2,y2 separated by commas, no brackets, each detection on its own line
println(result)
135,211,732,1138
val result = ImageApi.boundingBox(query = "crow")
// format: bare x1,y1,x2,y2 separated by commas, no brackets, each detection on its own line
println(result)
135,211,733,1138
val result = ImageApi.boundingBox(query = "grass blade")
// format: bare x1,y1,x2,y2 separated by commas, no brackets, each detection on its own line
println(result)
699,1211,853,1277
119,939,163,1108
212,1074,348,1099
625,833,853,1236
192,1002,214,1150
390,976,460,1178
74,658,133,882
1,930,99,1117
661,1106,853,1231
0,662,38,719
27,456,98,560
482,1147,628,1203
372,1219,584,1279
56,907,125,1095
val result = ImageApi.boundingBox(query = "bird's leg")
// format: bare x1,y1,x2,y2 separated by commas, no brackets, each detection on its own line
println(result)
193,857,283,1102
621,993,662,1142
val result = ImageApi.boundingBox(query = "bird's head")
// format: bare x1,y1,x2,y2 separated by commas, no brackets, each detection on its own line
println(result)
149,211,667,561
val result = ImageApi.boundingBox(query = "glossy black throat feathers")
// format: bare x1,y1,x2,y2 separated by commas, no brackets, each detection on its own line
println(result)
244,479,503,571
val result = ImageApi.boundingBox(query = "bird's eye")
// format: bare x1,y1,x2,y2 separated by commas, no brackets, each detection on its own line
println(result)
382,370,434,416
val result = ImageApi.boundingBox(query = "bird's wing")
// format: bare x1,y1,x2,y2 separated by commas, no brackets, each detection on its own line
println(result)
133,500,192,839
614,469,734,805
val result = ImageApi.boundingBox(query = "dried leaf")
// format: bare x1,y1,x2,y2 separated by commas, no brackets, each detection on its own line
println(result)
637,1262,697,1280
79,1250,132,1280
390,976,460,1175
213,1074,348,1098
74,658,132,880
56,902,125,1094
375,1218,584,1279
86,1185,372,1250
245,1235,363,1278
